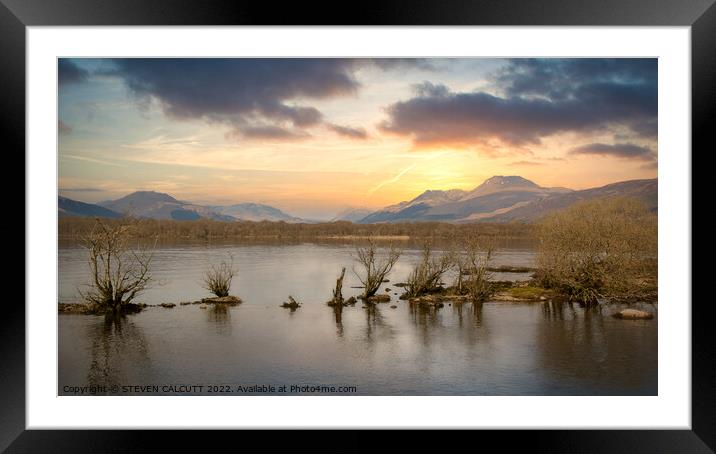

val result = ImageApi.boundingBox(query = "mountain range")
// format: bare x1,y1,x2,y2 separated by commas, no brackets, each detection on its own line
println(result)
209,203,304,223
359,176,574,223
59,196,123,219
58,176,657,223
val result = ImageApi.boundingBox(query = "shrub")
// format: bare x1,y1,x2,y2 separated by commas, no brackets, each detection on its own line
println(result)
203,254,237,297
79,217,155,312
536,197,657,304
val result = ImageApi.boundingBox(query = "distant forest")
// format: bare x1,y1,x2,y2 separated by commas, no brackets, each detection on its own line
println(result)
58,217,536,241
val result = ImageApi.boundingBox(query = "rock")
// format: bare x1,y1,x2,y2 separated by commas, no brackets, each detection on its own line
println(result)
180,301,192,305
160,303,176,308
202,295,242,305
280,295,301,310
58,303,93,314
363,294,390,303
199,304,208,309
539,296,546,301
613,309,654,320
390,305,397,309
409,294,470,305
382,279,390,283
385,288,391,292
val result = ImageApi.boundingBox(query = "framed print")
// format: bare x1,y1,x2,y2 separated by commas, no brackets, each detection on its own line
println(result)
6,0,712,450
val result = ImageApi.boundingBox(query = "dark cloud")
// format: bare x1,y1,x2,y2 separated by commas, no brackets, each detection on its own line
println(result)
569,142,655,161
412,81,450,98
105,58,427,140
58,120,72,135
498,58,656,101
327,123,369,140
58,59,89,86
380,58,657,149
234,125,310,141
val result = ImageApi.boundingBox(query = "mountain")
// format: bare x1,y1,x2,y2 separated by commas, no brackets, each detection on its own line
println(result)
473,178,657,223
58,196,122,218
98,191,235,221
331,208,375,223
210,203,304,223
359,176,572,223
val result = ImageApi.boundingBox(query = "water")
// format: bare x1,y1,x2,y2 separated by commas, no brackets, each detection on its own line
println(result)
58,241,657,395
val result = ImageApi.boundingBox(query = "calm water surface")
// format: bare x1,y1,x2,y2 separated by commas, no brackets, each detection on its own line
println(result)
58,242,657,395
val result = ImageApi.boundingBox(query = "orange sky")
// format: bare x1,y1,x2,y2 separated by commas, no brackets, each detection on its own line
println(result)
58,58,657,219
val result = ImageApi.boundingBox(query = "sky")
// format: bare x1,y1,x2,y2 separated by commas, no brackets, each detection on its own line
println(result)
58,58,658,220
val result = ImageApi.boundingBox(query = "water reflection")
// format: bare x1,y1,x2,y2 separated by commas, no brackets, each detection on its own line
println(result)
363,304,381,341
87,313,150,390
534,302,656,394
206,304,233,336
452,301,484,327
332,304,344,338
59,242,656,395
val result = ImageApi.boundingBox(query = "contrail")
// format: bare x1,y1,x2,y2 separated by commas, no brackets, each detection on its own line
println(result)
63,154,127,168
368,163,416,195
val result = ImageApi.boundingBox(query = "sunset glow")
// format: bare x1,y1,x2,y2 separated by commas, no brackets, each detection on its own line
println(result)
58,58,657,219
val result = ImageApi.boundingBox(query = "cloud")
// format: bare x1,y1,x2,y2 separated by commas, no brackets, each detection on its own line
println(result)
234,125,310,141
498,58,656,102
327,123,369,140
379,58,657,150
59,187,103,192
412,81,450,98
104,58,427,140
58,59,89,86
58,120,72,135
568,142,656,161
508,160,544,166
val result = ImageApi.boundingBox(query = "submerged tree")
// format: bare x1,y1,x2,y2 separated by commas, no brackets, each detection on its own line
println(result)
328,267,346,306
80,217,156,312
404,241,453,298
353,240,401,298
455,235,494,302
203,254,237,297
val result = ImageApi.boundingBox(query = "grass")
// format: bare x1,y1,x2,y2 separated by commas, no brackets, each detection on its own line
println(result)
503,286,551,300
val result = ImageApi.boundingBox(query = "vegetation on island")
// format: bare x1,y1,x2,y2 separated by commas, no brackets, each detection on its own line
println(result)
202,254,237,298
534,197,657,304
78,217,157,314
352,240,401,299
65,196,657,315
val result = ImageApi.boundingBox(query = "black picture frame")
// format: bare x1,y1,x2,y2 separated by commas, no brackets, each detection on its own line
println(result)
5,0,711,451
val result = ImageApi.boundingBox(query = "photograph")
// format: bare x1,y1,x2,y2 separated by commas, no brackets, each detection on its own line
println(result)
57,57,658,397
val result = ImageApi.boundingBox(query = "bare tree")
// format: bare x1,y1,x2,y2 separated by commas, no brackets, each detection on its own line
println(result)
353,240,401,298
456,235,494,302
80,217,156,312
404,241,453,298
203,254,237,297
